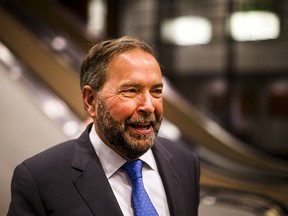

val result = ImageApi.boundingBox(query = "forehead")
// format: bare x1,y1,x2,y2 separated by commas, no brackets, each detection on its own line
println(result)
106,49,162,81
110,48,158,66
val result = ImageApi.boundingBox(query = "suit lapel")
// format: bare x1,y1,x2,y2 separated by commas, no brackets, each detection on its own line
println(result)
152,139,185,216
71,125,123,216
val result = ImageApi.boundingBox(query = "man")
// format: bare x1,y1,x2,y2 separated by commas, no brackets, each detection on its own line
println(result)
8,36,200,216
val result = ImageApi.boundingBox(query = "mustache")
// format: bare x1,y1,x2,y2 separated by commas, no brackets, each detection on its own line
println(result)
125,115,157,126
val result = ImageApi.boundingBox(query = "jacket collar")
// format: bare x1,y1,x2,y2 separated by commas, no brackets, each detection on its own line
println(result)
72,123,123,216
152,139,184,216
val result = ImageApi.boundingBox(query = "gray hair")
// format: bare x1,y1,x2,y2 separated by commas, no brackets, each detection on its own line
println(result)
80,36,157,91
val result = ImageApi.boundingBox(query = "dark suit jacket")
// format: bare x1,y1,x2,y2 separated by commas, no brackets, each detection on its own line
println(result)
7,124,200,216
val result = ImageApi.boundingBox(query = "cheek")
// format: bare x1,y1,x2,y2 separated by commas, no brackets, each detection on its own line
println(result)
154,101,164,116
107,99,137,119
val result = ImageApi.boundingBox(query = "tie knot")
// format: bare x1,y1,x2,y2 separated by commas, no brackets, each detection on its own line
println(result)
123,159,143,182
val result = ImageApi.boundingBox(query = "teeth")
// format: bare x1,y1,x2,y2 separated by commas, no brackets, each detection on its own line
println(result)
135,125,149,129
128,122,152,130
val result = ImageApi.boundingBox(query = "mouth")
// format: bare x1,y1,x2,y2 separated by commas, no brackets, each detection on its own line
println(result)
128,122,154,134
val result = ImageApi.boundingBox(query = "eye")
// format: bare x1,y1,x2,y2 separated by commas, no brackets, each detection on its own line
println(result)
151,88,163,98
126,89,137,93
121,88,138,97
123,89,137,93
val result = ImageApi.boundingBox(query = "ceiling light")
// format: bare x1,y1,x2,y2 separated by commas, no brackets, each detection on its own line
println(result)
229,11,280,41
161,16,212,45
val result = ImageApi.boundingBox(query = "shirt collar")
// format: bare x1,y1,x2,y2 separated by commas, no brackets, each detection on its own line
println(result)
89,124,157,179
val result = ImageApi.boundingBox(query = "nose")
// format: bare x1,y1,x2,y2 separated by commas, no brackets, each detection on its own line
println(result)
137,92,155,114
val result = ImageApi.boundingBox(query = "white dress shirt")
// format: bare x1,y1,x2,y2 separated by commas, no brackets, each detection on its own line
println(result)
89,124,170,215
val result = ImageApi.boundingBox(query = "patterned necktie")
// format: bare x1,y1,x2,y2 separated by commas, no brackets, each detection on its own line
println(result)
123,159,159,216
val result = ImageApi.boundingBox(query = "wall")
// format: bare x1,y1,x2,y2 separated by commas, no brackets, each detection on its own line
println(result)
0,64,68,215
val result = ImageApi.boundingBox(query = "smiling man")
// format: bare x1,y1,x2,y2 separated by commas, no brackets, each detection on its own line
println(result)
8,36,200,216
83,48,163,160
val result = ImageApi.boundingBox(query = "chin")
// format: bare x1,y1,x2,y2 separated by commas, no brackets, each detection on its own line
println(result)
119,137,154,159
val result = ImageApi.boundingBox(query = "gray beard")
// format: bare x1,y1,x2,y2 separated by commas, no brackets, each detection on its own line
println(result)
96,97,162,160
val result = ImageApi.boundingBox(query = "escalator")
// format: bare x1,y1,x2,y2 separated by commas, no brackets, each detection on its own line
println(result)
1,1,288,215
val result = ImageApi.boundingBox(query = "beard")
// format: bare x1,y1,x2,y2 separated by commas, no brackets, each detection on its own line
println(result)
96,98,162,160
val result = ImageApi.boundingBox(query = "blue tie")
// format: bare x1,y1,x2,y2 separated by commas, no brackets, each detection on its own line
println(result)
123,160,159,216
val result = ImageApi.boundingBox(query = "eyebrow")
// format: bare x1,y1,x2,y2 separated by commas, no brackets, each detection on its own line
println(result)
153,83,164,88
121,82,163,88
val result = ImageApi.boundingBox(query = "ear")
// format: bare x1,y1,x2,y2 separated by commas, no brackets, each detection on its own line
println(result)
82,85,97,118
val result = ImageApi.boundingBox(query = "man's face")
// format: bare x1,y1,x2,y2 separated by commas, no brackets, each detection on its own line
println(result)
95,49,163,160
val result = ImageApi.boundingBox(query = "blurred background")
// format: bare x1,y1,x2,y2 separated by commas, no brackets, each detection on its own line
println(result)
0,0,288,215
